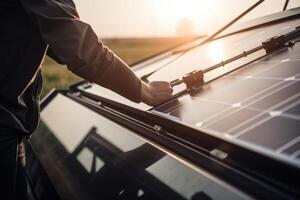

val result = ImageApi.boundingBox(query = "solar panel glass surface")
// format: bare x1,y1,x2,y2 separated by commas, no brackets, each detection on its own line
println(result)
146,19,300,83
154,31,300,163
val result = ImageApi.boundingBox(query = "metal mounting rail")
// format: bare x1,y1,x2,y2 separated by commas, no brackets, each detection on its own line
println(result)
172,0,265,54
170,26,300,90
66,89,300,200
140,0,265,83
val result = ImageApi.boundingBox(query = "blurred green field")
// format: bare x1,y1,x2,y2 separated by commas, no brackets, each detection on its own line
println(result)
41,37,191,97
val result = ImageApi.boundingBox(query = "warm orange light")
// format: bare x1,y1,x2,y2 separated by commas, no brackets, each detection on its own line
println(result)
155,0,217,34
208,41,225,63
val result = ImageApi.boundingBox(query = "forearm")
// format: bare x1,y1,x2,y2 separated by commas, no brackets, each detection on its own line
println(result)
20,0,142,102
72,49,142,103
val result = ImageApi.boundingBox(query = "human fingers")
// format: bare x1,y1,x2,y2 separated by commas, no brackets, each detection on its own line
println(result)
149,81,173,92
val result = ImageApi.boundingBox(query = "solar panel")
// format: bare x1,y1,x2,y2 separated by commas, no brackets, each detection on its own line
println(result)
152,28,300,163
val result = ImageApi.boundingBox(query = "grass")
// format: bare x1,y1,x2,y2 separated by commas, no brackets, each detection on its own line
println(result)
41,59,81,97
41,37,192,97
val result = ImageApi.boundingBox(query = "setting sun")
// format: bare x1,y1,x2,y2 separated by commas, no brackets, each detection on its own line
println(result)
155,0,217,35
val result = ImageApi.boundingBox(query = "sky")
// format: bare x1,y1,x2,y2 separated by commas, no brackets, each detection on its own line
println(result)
73,0,300,38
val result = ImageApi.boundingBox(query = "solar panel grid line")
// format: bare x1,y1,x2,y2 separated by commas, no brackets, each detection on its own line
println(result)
243,53,300,77
226,96,300,139
227,90,300,133
271,93,300,115
194,106,250,129
204,89,300,135
190,97,233,107
230,58,300,94
238,78,299,107
231,97,300,138
279,111,300,121
216,100,297,119
192,80,289,127
253,62,300,79
165,101,231,126
225,75,300,81
276,135,300,153
252,100,300,119
188,100,278,127
240,81,299,108
282,142,300,155
210,74,285,107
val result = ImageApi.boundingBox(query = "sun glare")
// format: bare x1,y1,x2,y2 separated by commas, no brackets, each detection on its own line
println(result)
155,0,217,35
208,41,225,63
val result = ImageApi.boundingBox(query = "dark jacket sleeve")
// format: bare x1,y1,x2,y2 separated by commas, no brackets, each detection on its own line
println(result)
19,0,142,103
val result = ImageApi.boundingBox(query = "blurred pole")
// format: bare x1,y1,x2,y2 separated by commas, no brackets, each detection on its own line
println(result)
283,0,290,11
201,0,265,44
172,0,265,53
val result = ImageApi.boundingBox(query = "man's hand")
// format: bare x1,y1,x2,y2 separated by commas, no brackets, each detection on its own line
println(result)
141,81,173,106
